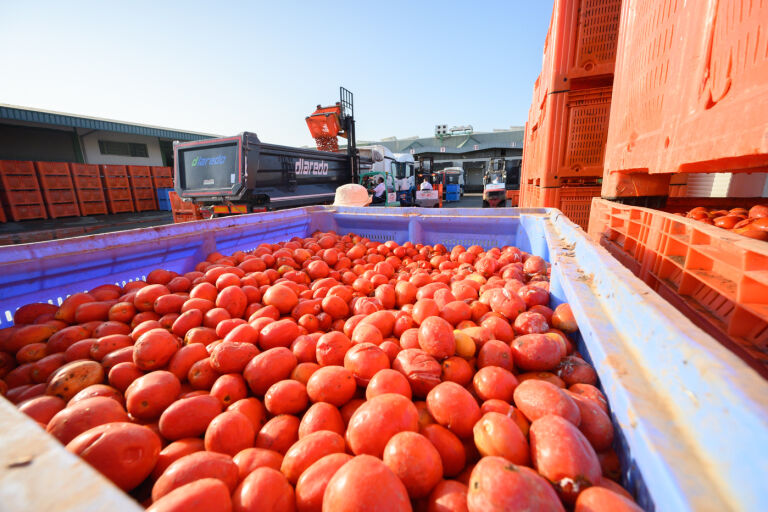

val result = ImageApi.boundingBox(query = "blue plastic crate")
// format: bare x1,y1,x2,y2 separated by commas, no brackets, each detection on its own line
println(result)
0,206,766,511
156,188,172,211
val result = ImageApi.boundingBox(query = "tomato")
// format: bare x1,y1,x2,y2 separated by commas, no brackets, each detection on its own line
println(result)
18,395,66,425
566,391,614,451
315,331,352,366
152,451,239,501
256,414,301,455
280,430,346,484
418,316,457,360
426,381,481,439
295,453,353,512
146,478,232,512
125,371,182,421
232,447,283,480
322,455,411,512
467,456,564,511
383,431,443,498
427,480,469,512
228,397,268,432
473,412,529,465
233,467,295,512
513,379,581,426
393,348,441,398
133,329,180,371
346,393,419,457
47,396,129,445
529,414,601,504
298,402,345,438
152,438,206,480
158,394,222,440
243,347,297,396
306,366,356,407
473,366,518,402
265,379,309,415
66,422,161,491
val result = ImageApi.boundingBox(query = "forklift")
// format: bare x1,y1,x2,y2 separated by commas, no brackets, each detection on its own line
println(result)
415,156,442,208
482,157,507,208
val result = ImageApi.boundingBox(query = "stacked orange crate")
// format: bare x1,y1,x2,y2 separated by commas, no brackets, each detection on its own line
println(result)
35,162,81,218
0,195,6,223
0,160,47,221
127,166,157,212
101,165,134,214
71,164,108,216
602,0,768,201
519,0,621,229
150,166,173,189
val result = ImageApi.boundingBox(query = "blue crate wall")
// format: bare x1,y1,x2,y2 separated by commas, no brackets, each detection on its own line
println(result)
156,188,172,211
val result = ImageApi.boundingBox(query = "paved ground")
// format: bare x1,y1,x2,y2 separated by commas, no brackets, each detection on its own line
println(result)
0,193,514,245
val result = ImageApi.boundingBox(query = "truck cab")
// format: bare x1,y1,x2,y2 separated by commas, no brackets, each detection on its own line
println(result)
393,153,416,206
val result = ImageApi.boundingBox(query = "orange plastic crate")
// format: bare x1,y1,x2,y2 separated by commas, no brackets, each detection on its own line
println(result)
525,85,612,188
134,198,157,212
130,176,153,189
0,160,36,175
70,164,108,216
520,184,601,230
153,176,173,188
34,162,80,219
127,165,151,177
588,198,768,373
150,166,172,178
70,163,101,177
107,199,134,215
105,187,133,202
5,203,47,221
605,0,768,176
47,203,81,219
101,165,128,178
0,160,47,221
0,196,5,223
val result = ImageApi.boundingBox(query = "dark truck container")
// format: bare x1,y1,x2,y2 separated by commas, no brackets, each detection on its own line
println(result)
174,132,355,212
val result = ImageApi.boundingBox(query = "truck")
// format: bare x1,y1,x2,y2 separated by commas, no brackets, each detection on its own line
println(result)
358,146,399,206
173,88,363,216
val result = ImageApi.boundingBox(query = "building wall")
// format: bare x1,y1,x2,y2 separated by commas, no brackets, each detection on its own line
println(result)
80,130,164,166
0,123,78,162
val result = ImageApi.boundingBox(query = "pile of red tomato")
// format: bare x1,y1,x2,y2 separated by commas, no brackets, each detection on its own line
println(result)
0,231,643,512
682,204,768,241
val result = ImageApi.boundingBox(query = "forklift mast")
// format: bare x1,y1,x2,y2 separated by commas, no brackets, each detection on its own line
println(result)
305,87,360,182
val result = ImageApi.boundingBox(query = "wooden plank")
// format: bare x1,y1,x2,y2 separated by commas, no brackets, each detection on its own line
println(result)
0,397,142,512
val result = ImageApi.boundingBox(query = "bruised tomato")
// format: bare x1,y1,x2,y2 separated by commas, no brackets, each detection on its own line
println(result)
468,456,564,511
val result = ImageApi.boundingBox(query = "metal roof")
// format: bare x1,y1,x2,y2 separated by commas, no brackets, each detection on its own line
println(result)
368,129,524,155
0,104,217,141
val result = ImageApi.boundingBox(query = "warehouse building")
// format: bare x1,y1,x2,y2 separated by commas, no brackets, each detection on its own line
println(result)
0,104,215,167
368,128,524,192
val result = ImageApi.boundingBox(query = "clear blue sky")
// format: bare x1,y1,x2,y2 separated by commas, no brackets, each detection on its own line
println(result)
0,1,553,146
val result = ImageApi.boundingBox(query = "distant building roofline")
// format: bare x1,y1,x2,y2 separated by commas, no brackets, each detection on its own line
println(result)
0,103,219,141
